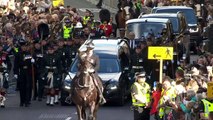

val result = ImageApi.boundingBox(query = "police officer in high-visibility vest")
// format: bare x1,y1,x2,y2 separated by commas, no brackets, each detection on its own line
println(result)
62,17,74,41
82,9,91,27
195,95,213,119
131,72,151,120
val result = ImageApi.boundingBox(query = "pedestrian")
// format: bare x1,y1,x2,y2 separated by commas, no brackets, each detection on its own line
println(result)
131,72,151,120
150,82,162,120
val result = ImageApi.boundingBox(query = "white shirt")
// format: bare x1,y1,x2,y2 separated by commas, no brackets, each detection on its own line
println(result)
130,40,135,49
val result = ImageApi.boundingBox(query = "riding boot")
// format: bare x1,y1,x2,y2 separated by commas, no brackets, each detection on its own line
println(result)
91,74,106,105
46,95,50,105
54,95,59,104
50,97,54,106
94,81,106,105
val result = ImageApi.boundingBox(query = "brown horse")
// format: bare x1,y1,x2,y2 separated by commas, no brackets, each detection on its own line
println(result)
116,0,135,36
71,51,100,120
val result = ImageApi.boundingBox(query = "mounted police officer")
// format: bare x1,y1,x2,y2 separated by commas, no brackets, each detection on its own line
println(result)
0,44,11,108
14,41,34,107
43,45,61,106
131,72,151,120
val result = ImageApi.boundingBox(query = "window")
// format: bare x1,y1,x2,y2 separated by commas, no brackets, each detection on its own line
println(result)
127,22,167,38
156,9,197,25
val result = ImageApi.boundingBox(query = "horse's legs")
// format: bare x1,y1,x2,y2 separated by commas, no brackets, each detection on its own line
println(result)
76,105,83,120
88,101,96,120
82,107,86,120
93,103,99,120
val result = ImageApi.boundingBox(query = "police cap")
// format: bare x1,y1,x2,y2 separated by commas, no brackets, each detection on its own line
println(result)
136,72,146,78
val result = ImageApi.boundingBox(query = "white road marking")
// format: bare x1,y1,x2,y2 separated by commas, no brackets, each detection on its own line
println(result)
65,117,72,120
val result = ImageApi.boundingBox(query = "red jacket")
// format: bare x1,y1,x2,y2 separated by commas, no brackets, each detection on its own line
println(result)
99,24,112,37
150,90,162,115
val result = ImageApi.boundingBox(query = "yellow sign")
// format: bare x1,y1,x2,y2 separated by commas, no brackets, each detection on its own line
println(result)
148,46,173,60
52,0,64,7
207,82,213,98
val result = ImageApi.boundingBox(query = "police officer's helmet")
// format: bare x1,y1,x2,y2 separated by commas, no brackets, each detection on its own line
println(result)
136,72,146,79
74,22,83,29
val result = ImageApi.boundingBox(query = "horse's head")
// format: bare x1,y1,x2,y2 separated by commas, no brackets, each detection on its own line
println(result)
119,0,133,20
123,6,131,20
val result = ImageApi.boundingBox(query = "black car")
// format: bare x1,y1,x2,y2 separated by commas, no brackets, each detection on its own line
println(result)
139,13,190,62
61,38,132,106
151,6,202,53
125,18,174,45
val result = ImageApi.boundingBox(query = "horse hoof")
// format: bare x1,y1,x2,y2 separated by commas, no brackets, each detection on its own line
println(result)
54,102,59,104
1,105,5,108
46,103,50,106
50,104,54,106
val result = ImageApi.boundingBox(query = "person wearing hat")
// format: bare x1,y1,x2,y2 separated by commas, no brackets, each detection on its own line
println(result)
43,45,61,106
130,44,144,77
13,41,34,107
85,42,106,104
33,41,44,101
0,43,12,108
62,16,74,41
64,40,78,69
131,72,151,120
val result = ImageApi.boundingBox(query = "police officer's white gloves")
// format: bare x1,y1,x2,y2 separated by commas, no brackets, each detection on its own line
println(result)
42,77,45,80
14,74,18,79
31,58,35,63
57,78,60,80
134,95,147,104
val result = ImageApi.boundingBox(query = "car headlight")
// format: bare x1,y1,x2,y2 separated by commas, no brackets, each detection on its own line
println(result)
106,80,118,90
